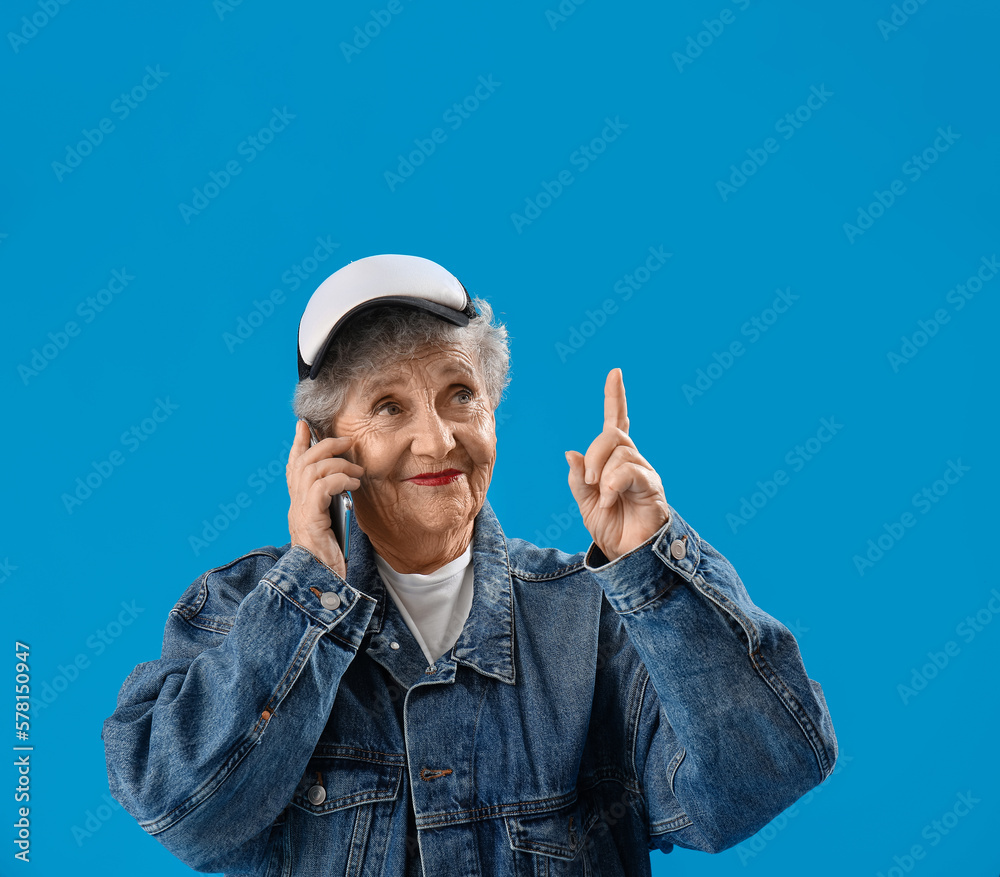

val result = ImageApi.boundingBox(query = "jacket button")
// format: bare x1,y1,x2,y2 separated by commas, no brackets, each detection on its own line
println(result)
669,539,686,560
320,592,341,611
307,784,327,805
390,641,400,650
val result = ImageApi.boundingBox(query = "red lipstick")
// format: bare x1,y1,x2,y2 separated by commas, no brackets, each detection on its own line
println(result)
406,469,463,486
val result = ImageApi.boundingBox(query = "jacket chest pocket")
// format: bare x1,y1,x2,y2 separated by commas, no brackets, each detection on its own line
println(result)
285,746,405,876
505,801,601,877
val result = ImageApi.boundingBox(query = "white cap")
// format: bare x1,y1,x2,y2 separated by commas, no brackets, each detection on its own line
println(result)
297,254,477,380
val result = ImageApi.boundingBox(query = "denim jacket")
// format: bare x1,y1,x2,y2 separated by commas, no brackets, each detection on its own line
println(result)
103,501,837,876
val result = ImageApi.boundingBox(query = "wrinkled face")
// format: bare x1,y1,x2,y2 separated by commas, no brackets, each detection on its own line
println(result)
331,343,497,549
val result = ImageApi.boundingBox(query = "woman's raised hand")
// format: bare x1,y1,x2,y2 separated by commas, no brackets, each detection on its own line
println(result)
565,369,670,562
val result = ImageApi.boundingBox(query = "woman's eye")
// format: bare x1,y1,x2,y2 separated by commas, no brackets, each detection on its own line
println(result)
376,402,402,416
455,390,473,404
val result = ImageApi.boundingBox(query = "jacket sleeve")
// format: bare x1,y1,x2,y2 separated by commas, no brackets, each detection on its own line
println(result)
587,504,837,854
101,545,377,872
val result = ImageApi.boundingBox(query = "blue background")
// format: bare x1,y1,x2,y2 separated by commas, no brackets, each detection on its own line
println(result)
2,0,997,874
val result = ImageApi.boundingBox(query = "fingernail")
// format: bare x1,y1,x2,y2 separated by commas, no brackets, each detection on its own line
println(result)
585,470,595,484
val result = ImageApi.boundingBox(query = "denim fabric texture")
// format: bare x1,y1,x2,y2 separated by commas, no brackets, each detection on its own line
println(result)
102,500,837,875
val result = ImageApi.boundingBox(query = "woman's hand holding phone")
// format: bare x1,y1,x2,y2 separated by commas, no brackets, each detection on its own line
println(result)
286,420,363,579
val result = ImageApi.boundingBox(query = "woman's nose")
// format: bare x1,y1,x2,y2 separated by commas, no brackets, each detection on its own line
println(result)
409,406,457,459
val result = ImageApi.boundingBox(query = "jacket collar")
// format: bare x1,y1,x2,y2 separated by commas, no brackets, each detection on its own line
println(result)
347,500,516,685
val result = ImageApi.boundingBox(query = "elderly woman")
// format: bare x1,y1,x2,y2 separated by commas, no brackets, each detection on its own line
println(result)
103,255,837,876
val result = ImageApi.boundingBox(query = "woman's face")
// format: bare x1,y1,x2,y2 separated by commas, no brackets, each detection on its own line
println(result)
331,342,497,555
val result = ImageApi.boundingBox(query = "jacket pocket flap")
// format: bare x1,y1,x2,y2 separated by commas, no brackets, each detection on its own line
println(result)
292,746,404,815
505,800,597,860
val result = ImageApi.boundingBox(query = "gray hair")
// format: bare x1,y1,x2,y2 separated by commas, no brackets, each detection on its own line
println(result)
293,297,510,435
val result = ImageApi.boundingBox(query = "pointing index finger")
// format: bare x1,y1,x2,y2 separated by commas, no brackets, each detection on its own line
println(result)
603,368,629,434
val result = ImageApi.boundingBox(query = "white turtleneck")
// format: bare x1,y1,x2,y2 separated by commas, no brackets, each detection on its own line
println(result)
373,545,475,666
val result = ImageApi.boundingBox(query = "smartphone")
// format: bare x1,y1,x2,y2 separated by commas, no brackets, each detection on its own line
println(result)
307,424,353,563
